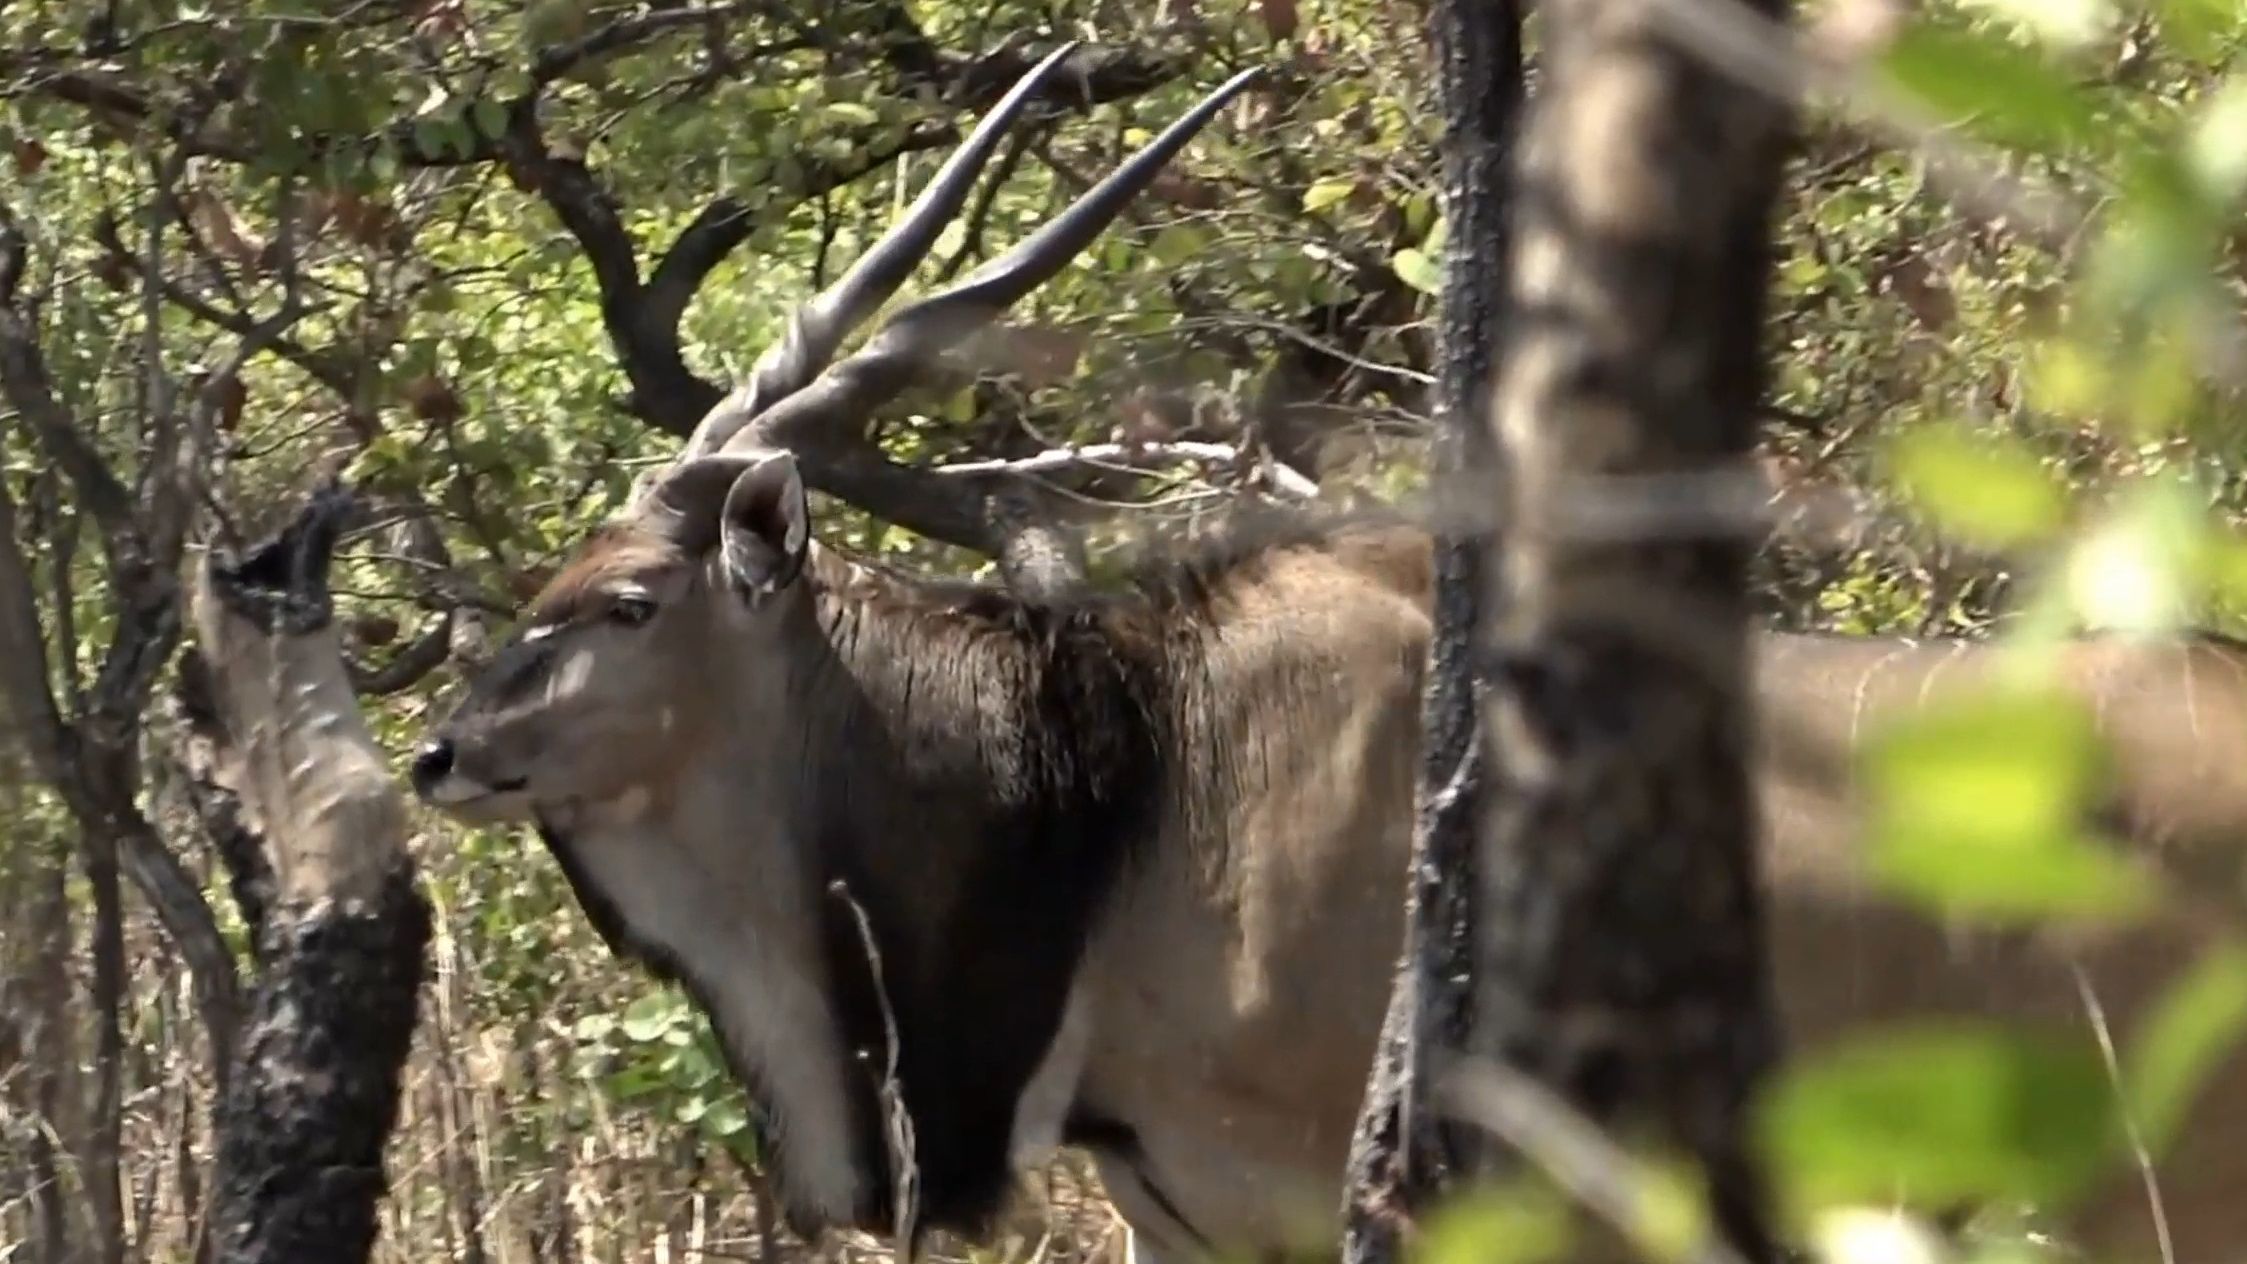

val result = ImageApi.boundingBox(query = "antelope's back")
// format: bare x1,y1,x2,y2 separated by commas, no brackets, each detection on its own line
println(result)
1752,630,2247,1261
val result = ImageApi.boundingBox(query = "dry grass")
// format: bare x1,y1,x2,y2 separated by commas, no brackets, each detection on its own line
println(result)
0,814,1136,1264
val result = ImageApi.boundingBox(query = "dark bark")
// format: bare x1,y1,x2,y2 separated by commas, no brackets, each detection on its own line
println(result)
196,486,433,1264
17,832,74,1264
1465,0,1794,1258
208,867,430,1264
81,825,126,1264
1339,2,1521,1262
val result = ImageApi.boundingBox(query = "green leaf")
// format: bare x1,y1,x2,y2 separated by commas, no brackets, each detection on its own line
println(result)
2124,944,2247,1153
471,97,511,141
1392,247,1442,296
1861,687,2154,924
1887,423,2068,549
619,991,676,1042
699,1096,751,1140
1302,178,1356,213
823,101,881,128
1149,224,1210,268
1417,1181,1576,1264
411,117,454,163
2153,0,2247,62
2186,73,2247,204
1876,24,2102,152
2067,484,2199,634
1758,1023,2118,1214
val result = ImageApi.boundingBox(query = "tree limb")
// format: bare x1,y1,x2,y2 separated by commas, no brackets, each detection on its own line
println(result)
194,482,430,1264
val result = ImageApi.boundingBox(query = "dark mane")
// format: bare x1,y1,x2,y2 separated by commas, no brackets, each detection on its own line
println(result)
773,496,1421,1242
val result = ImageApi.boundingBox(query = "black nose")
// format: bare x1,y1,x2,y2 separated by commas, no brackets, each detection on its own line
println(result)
409,738,455,794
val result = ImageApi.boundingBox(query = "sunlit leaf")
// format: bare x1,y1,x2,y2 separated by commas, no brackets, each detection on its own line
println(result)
2124,943,2247,1153
1303,178,1357,212
2067,487,2198,635
1759,1024,2119,1214
1392,247,1442,295
2185,73,2247,202
1809,1206,1949,1264
619,991,677,1043
700,1096,751,1140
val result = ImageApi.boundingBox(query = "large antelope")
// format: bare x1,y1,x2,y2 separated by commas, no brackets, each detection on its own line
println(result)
411,50,2247,1264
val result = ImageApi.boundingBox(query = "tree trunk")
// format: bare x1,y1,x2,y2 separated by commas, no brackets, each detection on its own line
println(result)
80,823,126,1264
187,484,432,1264
17,826,77,1264
1466,0,1794,1257
1339,4,1523,1263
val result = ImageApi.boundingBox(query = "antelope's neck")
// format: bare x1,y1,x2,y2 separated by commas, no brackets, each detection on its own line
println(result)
778,557,1171,1236
534,766,875,1234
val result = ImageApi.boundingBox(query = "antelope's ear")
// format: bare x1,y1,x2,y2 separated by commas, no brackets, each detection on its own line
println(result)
640,454,750,555
718,450,808,598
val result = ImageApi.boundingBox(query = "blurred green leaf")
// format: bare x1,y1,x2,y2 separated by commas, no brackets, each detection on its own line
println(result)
2124,943,2247,1153
1759,1024,2118,1214
1862,686,2154,924
2185,73,2247,203
2153,0,2247,62
1877,24,2102,152
2067,484,2199,634
1887,423,2068,549
1415,1182,1576,1264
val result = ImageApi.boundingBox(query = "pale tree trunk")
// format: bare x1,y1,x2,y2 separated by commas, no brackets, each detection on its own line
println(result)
183,485,432,1264
1467,0,1794,1258
1339,0,1522,1260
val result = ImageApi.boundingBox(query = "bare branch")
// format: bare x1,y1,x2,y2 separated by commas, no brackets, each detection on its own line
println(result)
937,440,1321,499
0,205,139,547
347,611,454,698
91,228,354,397
529,2,764,87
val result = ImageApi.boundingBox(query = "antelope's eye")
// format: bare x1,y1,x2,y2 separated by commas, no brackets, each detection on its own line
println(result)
607,593,658,627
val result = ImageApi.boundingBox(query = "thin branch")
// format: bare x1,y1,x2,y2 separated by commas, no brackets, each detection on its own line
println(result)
0,207,140,549
937,439,1321,498
347,611,454,698
530,2,766,87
